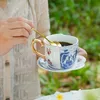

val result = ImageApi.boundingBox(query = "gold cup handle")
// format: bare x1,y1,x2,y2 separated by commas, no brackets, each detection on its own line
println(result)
31,39,46,59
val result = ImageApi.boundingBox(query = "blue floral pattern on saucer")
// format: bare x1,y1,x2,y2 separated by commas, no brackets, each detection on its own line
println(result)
37,55,86,73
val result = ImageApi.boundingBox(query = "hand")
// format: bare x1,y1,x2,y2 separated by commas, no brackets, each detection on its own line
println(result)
0,17,34,56
78,47,87,58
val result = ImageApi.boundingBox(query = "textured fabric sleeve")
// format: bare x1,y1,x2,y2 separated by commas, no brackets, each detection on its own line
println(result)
36,0,50,38
35,0,51,56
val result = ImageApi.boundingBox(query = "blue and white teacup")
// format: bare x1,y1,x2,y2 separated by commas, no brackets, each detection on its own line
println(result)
32,34,79,70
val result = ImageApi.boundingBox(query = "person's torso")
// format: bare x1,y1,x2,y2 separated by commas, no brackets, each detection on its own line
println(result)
0,0,41,100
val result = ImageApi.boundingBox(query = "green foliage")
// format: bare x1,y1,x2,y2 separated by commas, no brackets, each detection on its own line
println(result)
49,0,100,60
40,73,61,95
40,62,100,95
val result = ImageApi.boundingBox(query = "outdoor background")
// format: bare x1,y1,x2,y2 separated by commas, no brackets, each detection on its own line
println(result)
39,0,100,95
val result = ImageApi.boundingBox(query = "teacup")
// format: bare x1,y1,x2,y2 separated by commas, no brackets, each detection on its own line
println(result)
31,34,79,70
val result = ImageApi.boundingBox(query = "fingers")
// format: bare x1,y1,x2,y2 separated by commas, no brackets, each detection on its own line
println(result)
11,37,28,46
1,17,34,43
6,17,34,37
10,28,29,38
17,17,34,27
0,20,7,27
78,47,87,58
7,17,34,27
8,21,32,34
7,17,19,22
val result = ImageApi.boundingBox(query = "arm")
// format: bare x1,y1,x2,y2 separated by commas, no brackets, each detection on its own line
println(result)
36,0,50,37
36,0,50,54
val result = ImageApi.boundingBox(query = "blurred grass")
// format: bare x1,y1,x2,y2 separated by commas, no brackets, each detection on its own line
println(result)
39,62,100,95
39,0,100,95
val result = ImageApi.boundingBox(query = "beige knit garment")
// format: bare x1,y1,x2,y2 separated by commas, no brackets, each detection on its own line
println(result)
0,0,50,100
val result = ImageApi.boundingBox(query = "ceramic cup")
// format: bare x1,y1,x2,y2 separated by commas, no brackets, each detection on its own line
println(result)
31,34,79,70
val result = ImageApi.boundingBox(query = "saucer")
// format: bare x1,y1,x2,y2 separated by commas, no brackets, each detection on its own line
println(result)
37,55,86,73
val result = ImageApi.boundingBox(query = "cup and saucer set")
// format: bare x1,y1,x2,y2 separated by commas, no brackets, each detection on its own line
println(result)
32,34,86,73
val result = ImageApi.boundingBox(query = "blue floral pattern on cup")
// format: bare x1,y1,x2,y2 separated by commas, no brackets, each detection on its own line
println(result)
60,49,77,69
